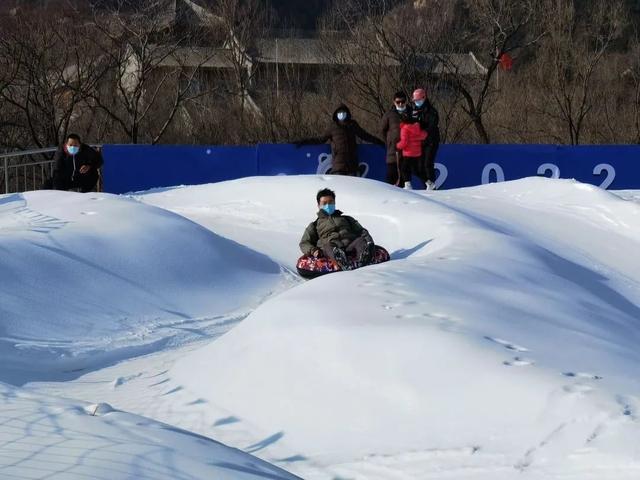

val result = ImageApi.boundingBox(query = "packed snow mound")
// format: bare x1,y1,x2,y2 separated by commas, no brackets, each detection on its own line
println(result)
161,176,640,475
0,190,281,383
136,174,466,267
0,382,300,480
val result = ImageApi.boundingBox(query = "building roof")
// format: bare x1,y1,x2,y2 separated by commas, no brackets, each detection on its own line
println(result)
257,38,487,76
257,38,330,65
420,52,488,77
156,46,235,69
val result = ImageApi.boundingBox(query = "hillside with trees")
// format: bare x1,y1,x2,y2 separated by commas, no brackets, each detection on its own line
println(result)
0,0,638,150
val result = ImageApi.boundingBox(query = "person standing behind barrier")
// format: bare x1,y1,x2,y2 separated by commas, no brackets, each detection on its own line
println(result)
294,104,384,176
396,113,428,190
380,91,407,186
52,133,103,192
411,88,440,190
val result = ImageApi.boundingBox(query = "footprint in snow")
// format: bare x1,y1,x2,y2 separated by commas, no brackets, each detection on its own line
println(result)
383,289,410,297
382,303,401,310
504,357,534,367
562,372,602,380
213,416,241,427
382,300,420,310
395,312,451,321
484,336,529,352
162,386,183,396
394,312,430,319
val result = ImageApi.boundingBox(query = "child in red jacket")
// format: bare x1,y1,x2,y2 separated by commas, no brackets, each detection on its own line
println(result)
396,117,428,189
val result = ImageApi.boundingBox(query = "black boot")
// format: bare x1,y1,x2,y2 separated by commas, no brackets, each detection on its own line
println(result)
332,247,351,270
358,242,375,266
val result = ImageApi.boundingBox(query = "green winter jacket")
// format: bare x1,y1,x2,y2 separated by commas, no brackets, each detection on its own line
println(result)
299,209,374,255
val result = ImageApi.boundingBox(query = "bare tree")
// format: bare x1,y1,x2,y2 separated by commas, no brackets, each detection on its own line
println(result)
0,6,102,149
425,0,544,143
533,0,625,145
210,0,271,139
85,0,217,144
320,0,425,119
625,40,640,143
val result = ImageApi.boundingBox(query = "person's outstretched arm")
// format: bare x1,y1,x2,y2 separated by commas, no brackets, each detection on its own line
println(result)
294,126,332,147
353,121,385,146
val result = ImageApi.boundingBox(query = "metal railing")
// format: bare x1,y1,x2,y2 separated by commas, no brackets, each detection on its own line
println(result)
0,146,102,194
0,147,57,194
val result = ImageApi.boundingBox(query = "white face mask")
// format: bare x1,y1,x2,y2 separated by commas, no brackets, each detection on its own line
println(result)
337,111,347,121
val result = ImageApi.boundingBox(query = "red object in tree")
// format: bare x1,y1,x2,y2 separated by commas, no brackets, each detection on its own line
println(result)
498,53,513,71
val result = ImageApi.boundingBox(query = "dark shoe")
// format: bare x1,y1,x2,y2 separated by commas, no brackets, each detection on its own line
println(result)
332,247,351,270
358,242,375,265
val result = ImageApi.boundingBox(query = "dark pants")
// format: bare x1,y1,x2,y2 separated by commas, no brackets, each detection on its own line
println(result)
52,171,99,193
399,155,427,189
322,236,369,262
330,169,357,176
422,141,440,183
385,162,400,186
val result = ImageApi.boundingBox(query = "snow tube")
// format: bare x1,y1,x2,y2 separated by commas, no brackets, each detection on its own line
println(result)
296,246,390,279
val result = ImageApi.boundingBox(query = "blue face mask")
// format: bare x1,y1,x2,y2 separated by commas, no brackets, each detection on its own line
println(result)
336,111,347,121
67,145,79,155
414,100,425,108
321,204,336,215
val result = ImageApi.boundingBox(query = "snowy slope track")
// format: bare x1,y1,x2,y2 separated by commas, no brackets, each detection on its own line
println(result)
0,382,301,480
4,176,640,479
141,176,640,479
0,190,288,385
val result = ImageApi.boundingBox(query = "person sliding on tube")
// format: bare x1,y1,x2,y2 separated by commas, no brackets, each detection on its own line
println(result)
299,188,375,270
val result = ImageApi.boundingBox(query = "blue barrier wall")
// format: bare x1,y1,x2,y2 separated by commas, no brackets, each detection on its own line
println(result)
102,143,639,194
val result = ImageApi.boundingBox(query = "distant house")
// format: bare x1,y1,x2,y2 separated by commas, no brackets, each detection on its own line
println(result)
116,0,488,112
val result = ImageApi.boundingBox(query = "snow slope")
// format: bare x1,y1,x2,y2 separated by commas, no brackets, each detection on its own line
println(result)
0,382,299,480
0,191,286,385
142,176,640,478
3,175,640,479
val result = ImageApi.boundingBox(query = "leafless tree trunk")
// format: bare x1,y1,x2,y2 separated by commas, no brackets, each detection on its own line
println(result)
320,0,422,119
533,0,625,145
430,0,545,143
0,6,102,149
85,0,218,144
210,0,271,140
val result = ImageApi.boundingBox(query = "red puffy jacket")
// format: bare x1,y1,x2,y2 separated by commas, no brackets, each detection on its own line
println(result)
396,122,427,157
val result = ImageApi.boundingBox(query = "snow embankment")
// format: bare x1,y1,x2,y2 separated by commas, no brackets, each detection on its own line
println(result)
0,191,282,384
155,176,640,477
0,381,300,480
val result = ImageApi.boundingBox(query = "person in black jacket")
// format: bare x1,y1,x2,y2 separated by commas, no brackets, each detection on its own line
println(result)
411,88,440,190
295,104,384,176
380,91,407,186
51,133,103,192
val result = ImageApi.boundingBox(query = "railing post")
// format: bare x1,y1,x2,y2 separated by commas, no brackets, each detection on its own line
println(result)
3,157,8,194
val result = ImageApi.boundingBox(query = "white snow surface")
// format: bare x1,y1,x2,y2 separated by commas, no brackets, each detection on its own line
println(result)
2,175,640,479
